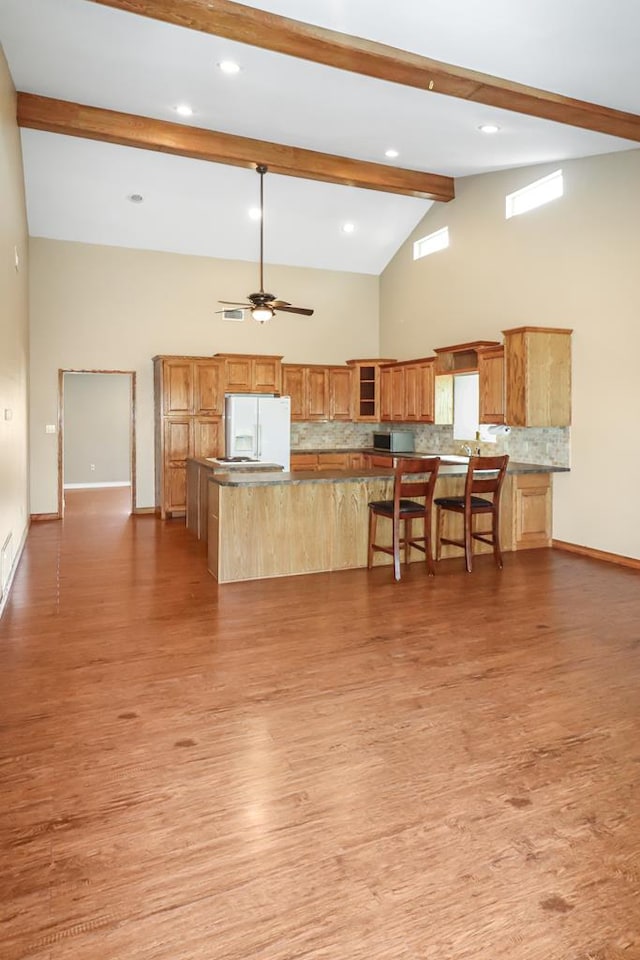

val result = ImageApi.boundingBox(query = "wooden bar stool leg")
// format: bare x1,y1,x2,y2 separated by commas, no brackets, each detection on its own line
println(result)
492,505,503,568
464,508,473,573
392,516,401,582
425,512,435,576
436,506,443,561
367,510,376,569
404,518,412,567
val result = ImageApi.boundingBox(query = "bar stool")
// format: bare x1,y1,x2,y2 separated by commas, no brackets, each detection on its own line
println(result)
367,457,440,581
435,455,509,572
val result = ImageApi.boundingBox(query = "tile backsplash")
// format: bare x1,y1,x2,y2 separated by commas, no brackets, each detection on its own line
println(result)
290,421,570,467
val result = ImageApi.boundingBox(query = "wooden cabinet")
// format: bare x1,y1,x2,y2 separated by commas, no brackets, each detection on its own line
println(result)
290,453,319,471
307,367,330,420
503,327,572,427
290,452,351,471
282,364,351,421
511,473,552,550
328,367,352,420
282,364,328,420
478,345,505,424
347,359,396,422
154,356,224,519
380,358,436,423
215,353,283,394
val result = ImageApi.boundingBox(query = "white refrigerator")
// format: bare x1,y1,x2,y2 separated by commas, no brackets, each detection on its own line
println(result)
224,394,291,470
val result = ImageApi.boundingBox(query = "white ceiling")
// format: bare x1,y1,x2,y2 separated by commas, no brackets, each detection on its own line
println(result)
1,0,639,274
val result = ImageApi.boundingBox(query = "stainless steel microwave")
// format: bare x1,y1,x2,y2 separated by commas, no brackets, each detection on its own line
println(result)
372,430,415,453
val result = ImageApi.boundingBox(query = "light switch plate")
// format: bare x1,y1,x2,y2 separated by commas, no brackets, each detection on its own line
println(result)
45,424,56,434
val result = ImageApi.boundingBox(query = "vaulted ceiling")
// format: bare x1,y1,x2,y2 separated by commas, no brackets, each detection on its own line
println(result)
2,0,640,274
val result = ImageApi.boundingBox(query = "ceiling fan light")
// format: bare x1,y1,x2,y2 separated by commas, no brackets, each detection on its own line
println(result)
251,305,274,324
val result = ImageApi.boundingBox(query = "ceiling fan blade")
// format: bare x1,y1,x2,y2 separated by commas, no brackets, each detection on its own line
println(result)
218,301,251,307
269,299,291,307
274,304,314,316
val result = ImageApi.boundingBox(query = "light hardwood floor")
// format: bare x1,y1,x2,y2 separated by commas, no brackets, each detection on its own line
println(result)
1,491,639,959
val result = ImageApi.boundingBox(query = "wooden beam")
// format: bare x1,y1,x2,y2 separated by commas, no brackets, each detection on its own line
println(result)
89,0,640,143
16,93,454,202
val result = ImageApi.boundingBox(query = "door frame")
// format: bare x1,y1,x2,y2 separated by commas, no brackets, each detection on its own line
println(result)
58,369,137,518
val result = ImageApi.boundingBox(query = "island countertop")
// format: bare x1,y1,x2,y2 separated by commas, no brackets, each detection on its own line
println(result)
210,461,567,487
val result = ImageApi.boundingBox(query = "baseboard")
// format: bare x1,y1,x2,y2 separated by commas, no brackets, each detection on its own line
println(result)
0,522,30,619
30,512,60,522
553,539,640,570
133,506,159,516
63,482,131,489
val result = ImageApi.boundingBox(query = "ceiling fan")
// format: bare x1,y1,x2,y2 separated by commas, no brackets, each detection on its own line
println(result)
218,164,314,323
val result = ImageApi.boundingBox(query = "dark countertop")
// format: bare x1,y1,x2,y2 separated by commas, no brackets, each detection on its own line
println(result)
210,461,566,488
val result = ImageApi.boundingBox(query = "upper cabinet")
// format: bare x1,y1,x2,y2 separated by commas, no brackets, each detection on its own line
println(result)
477,345,505,425
282,364,353,421
503,327,572,426
380,358,436,423
215,353,283,394
328,366,353,421
347,359,396,421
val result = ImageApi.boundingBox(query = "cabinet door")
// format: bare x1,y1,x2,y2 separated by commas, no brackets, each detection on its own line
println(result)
417,362,435,422
290,453,318,471
513,474,551,549
478,348,505,424
329,368,352,421
404,365,419,421
194,418,222,459
225,357,252,393
390,366,405,421
379,367,393,421
317,453,349,470
164,418,192,514
253,357,281,393
194,361,223,416
307,367,329,420
282,366,306,420
163,361,193,414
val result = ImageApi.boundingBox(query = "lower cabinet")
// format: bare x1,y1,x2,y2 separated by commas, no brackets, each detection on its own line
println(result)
511,473,552,549
290,452,353,471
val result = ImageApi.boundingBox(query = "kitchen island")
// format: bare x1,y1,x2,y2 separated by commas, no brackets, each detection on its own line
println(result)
205,461,565,584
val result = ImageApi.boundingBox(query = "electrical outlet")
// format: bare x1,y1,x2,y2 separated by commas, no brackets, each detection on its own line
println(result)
90,463,95,471
45,424,56,434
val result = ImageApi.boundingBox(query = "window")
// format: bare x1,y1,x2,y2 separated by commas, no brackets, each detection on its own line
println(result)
506,169,563,219
413,226,449,260
453,373,479,441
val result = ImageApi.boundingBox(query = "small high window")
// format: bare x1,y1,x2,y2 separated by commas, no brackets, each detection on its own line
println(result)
413,226,449,260
506,169,563,219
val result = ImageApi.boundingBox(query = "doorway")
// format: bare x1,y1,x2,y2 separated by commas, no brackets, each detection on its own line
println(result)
58,370,136,518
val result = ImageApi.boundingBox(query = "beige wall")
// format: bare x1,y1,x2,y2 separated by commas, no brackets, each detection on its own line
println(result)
29,239,379,511
63,372,131,485
380,148,640,559
0,45,29,607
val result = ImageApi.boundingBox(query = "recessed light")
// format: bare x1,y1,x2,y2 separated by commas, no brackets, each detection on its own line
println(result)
175,103,193,117
219,60,241,75
248,207,262,221
341,222,356,234
385,148,399,159
127,193,144,203
478,123,500,134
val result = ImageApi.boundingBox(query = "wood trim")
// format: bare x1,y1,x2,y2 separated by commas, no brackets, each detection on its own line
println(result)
58,369,137,518
133,506,160,515
502,326,574,336
87,0,640,142
30,513,61,522
434,340,501,354
17,94,454,202
553,539,640,570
